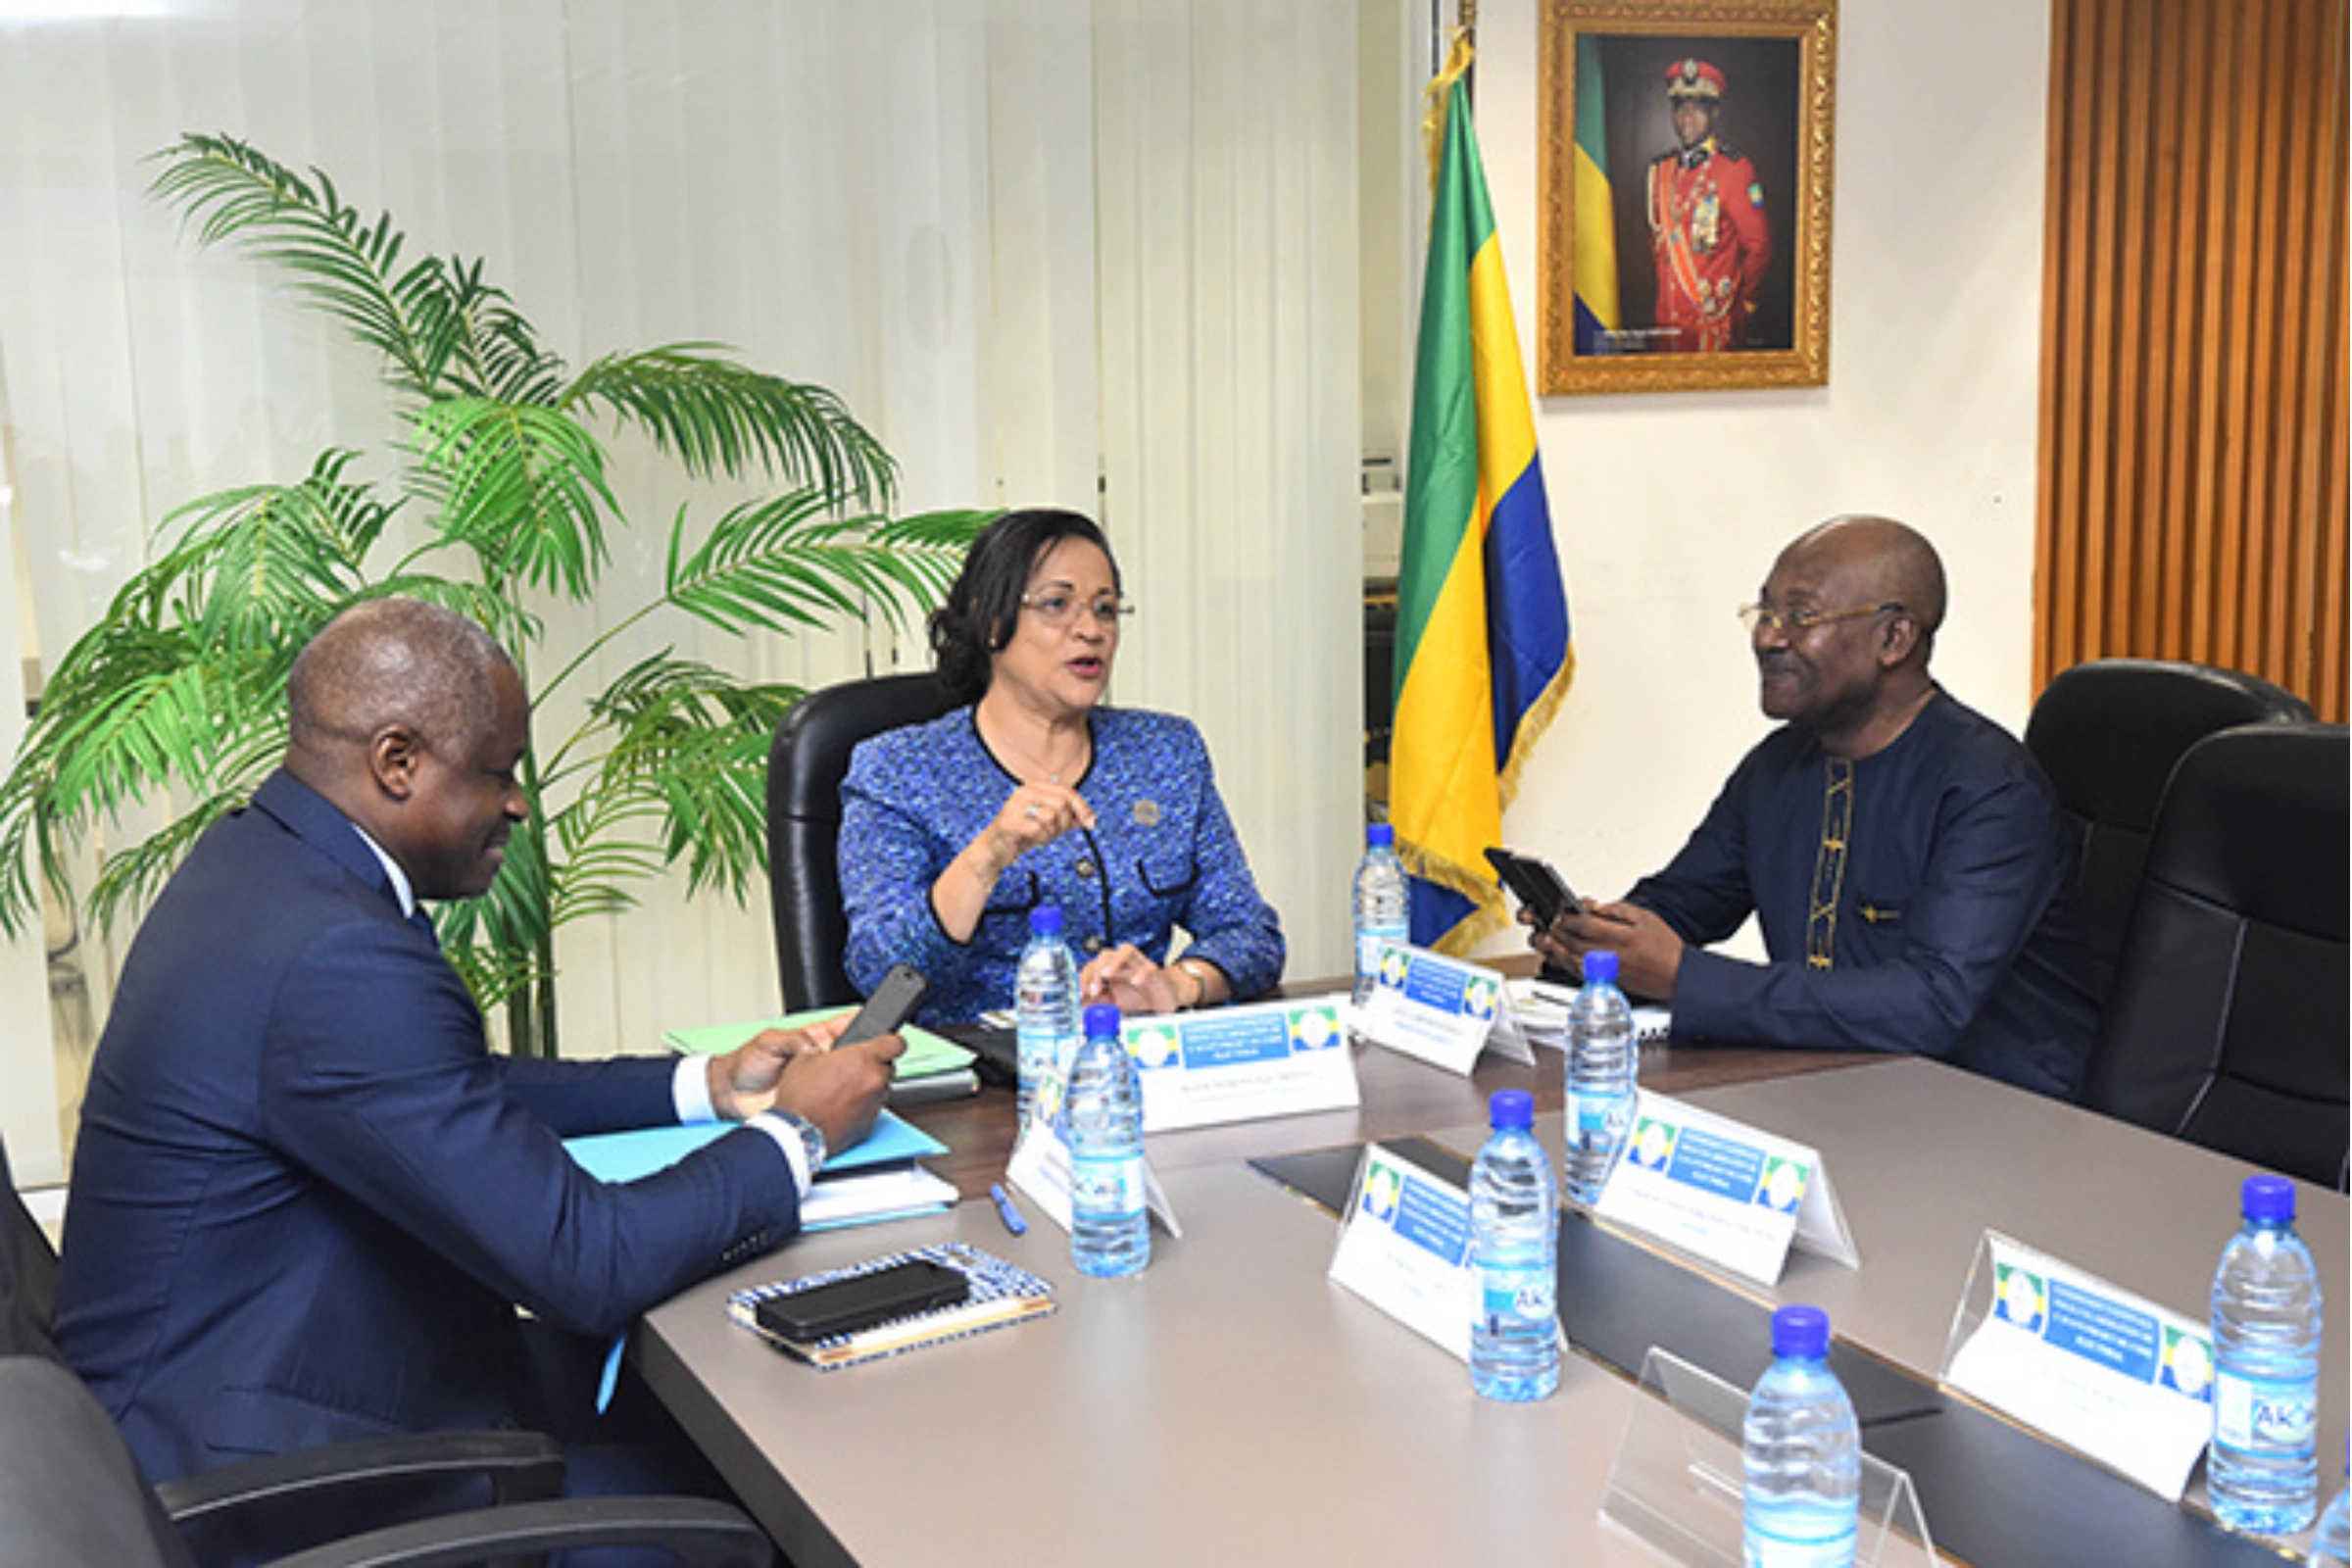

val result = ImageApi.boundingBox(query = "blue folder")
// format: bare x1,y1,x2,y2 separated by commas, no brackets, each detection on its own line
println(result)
565,1109,947,1184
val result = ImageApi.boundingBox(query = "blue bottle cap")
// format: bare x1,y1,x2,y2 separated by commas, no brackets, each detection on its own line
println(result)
1366,821,1395,848
2241,1173,2296,1224
1489,1088,1533,1130
1770,1303,1831,1360
1083,1003,1123,1039
1030,905,1063,935
1582,950,1619,985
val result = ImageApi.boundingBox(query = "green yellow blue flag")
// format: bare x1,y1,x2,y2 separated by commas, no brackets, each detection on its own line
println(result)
1573,37,1621,351
1393,36,1574,954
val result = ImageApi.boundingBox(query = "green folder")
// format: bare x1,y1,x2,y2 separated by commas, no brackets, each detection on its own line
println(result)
663,1009,976,1082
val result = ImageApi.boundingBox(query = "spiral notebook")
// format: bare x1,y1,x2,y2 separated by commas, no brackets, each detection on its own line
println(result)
728,1243,1055,1370
1506,978,1672,1048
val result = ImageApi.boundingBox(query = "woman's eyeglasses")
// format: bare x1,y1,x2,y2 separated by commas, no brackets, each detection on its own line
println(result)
1020,591,1133,629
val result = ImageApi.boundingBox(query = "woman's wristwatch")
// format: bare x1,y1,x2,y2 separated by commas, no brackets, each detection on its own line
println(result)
1171,956,1217,1010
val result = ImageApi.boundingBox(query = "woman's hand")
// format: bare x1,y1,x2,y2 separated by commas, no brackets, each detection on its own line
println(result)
975,781,1097,871
1079,943,1184,1015
932,782,1098,945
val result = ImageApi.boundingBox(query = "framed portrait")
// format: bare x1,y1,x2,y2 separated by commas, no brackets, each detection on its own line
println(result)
1537,0,1838,394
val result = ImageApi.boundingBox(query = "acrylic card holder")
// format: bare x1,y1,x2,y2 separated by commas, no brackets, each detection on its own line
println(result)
1937,1230,2216,1499
1598,1346,1936,1567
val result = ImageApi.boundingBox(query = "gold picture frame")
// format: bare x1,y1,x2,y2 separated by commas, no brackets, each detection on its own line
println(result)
1538,0,1838,394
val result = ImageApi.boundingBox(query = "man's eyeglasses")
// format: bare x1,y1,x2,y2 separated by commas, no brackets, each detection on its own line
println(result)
1019,590,1134,630
1736,601,1905,636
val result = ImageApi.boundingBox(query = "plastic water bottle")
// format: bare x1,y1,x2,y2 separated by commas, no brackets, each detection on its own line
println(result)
1468,1088,1560,1401
1014,905,1080,1130
1352,822,1408,1006
1563,949,1637,1205
2210,1173,2323,1535
2311,1444,2351,1568
1743,1303,1861,1567
1066,1002,1148,1278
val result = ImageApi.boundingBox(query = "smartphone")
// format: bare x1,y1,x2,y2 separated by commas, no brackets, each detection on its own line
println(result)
1483,846,1580,928
754,1258,969,1342
838,962,929,1046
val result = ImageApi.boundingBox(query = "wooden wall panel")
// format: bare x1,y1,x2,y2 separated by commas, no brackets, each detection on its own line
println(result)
2037,0,2349,720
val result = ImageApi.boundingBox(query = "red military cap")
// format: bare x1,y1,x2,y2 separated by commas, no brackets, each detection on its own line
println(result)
1664,58,1726,101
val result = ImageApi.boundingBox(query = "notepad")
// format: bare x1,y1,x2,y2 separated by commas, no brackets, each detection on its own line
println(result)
728,1243,1056,1369
1505,977,1672,1049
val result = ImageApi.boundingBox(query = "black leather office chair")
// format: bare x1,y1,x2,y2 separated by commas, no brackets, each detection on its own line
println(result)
0,1354,774,1567
2024,658,2314,1007
0,1128,773,1565
2081,723,2349,1187
0,1130,59,1359
767,671,959,1010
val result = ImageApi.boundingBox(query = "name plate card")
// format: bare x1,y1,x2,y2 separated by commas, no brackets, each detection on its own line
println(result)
1125,998,1360,1132
1006,1116,1184,1241
1352,942,1533,1075
1942,1233,2214,1499
1593,1090,1858,1285
1327,1143,1475,1360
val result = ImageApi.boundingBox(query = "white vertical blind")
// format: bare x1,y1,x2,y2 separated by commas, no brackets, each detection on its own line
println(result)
0,2,1362,1152
1093,0,1363,982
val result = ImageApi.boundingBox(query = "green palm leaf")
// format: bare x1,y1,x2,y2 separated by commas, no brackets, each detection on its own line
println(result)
155,451,390,658
574,657,802,901
566,345,897,508
150,134,460,398
664,500,986,638
410,398,617,600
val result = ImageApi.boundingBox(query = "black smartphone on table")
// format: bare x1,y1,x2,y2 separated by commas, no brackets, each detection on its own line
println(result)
838,962,929,1046
1483,846,1581,929
754,1258,970,1343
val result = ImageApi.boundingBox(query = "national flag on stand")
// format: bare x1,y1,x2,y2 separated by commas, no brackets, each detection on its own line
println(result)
1391,34,1574,955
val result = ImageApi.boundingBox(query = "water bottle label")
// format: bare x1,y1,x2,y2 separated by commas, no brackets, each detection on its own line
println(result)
2214,1369,2319,1455
1480,1262,1555,1323
1570,1089,1631,1137
1743,1510,1859,1568
1017,1031,1053,1079
1070,1152,1145,1218
1356,923,1407,978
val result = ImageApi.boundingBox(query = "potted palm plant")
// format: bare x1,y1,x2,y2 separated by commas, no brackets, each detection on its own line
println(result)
0,132,985,1056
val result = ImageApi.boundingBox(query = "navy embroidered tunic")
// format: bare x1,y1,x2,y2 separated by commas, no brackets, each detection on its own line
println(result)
1631,690,2100,1098
840,706,1286,1026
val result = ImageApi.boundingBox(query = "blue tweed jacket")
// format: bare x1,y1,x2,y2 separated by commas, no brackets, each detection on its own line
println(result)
840,706,1285,1025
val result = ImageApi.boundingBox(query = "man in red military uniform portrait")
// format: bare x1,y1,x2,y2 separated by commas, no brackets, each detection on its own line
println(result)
1646,58,1773,354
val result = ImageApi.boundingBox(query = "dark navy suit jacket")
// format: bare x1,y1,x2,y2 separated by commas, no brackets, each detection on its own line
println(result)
1631,690,2101,1098
54,770,801,1482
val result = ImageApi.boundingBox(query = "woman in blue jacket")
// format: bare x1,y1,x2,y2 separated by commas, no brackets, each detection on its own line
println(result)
841,509,1284,1026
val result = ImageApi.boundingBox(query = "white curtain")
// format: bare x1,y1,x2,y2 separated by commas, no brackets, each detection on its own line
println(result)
0,0,1362,1179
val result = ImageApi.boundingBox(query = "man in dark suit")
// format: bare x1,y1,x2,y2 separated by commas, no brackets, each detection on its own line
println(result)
54,598,902,1488
1528,517,2099,1098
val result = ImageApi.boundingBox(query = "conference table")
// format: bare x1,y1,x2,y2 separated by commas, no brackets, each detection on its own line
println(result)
636,1010,2349,1567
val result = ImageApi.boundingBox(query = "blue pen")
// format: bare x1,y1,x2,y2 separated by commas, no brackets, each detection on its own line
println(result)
989,1182,1028,1236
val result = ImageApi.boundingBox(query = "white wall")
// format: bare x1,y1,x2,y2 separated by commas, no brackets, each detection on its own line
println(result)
1468,0,2053,949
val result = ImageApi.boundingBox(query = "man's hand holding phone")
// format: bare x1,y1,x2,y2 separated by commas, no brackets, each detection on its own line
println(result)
1526,898,1686,1004
710,964,925,1152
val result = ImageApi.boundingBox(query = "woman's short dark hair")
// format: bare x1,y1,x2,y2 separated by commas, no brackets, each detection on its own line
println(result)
929,509,1120,703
